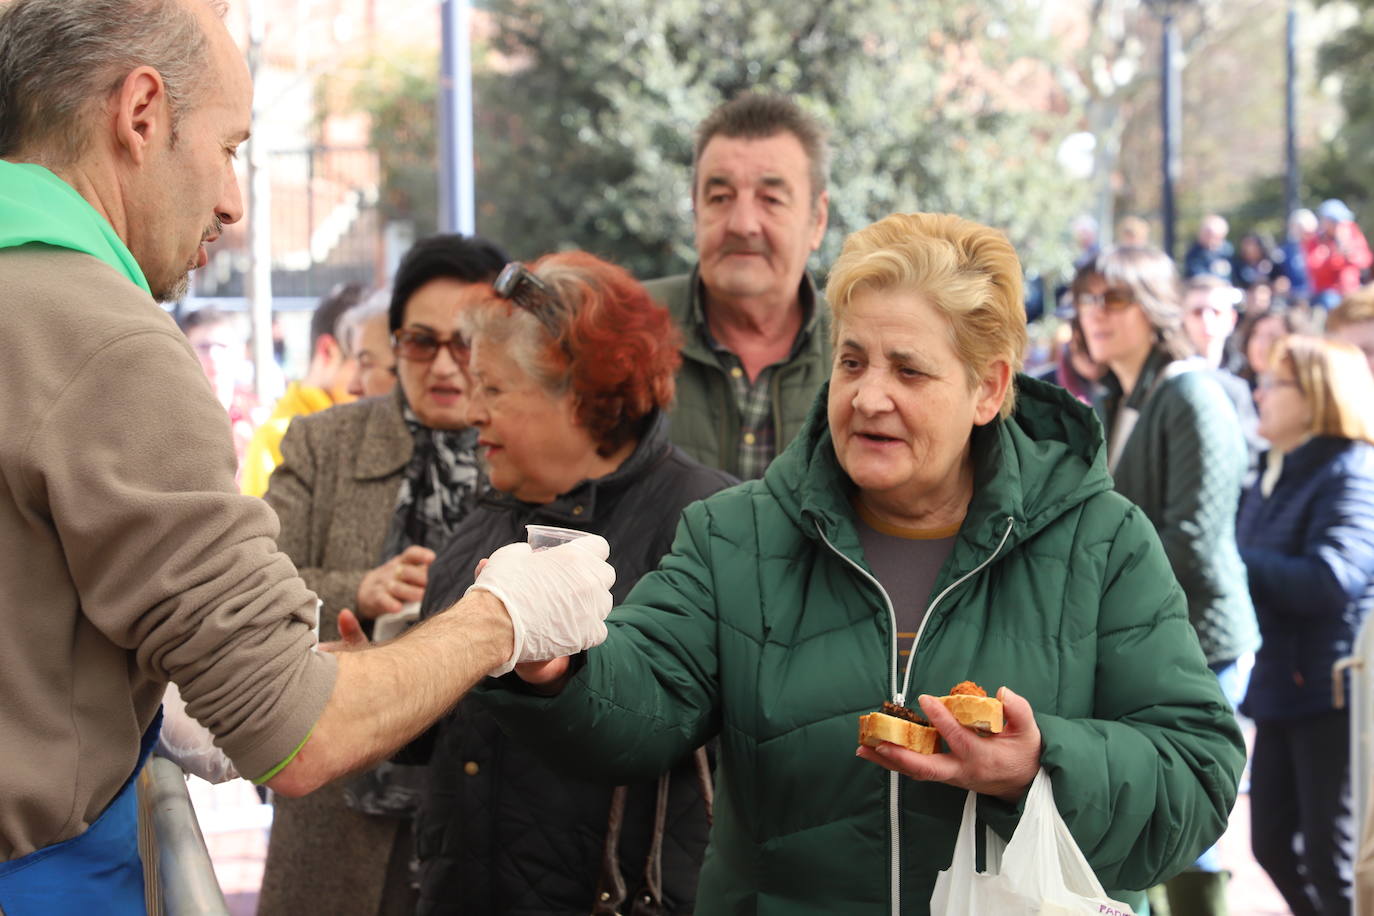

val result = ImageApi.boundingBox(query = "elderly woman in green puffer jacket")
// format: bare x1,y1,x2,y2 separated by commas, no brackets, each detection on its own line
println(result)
477,213,1245,916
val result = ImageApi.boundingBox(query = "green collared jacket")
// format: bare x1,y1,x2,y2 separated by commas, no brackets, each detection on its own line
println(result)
478,377,1244,915
644,268,831,477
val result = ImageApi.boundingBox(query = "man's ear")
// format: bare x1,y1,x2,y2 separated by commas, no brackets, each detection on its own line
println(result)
114,66,170,165
809,189,829,251
316,333,344,365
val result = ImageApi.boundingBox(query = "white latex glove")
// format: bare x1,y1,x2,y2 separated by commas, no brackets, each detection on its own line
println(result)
155,682,240,784
466,535,616,677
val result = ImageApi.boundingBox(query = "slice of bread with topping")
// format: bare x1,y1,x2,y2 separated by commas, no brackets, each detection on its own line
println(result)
857,711,940,754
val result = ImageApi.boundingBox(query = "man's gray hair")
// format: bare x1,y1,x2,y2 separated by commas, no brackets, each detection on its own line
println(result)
693,92,830,207
0,0,229,165
337,288,391,355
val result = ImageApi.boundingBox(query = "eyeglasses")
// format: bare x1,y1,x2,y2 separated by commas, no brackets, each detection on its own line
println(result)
1074,290,1135,313
1187,305,1231,320
493,262,565,341
1256,374,1300,392
391,328,468,364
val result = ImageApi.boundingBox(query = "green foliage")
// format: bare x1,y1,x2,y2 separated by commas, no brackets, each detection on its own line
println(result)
1315,5,1374,224
337,2,1091,281
1230,150,1365,240
342,51,442,233
471,0,1089,279
1228,2,1374,236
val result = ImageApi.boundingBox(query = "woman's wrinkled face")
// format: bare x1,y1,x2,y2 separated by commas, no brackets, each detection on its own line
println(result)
464,337,592,503
349,312,397,399
395,278,480,429
827,288,1004,525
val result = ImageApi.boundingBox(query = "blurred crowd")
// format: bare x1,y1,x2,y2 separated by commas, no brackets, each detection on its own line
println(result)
173,186,1374,916
1029,203,1374,915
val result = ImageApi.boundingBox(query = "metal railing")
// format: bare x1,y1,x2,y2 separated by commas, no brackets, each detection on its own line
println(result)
137,757,230,916
1335,616,1374,915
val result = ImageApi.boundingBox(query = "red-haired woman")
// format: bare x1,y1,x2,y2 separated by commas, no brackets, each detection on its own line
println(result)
408,251,735,915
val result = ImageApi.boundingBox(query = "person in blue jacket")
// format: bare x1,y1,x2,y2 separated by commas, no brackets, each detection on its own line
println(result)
1238,334,1374,916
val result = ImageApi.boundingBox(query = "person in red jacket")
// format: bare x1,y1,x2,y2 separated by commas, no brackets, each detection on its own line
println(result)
1305,199,1372,309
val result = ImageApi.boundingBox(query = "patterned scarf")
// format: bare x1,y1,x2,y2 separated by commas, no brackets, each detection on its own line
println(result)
380,403,484,560
348,403,484,820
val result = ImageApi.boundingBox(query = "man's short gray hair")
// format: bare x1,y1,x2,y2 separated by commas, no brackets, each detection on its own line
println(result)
0,0,228,165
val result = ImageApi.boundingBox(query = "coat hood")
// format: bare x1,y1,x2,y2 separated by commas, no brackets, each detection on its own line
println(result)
764,374,1114,558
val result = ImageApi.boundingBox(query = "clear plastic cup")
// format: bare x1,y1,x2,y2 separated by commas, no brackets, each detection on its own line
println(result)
526,524,590,551
373,600,421,643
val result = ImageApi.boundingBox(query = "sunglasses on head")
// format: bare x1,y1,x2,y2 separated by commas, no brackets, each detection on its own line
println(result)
493,262,565,341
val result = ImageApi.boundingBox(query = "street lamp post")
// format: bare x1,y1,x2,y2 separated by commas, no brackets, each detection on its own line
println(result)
1159,6,1183,262
438,0,476,235
244,0,275,404
1285,0,1301,219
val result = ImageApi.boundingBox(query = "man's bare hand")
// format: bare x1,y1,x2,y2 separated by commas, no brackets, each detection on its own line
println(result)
319,608,370,653
356,545,436,619
856,686,1042,802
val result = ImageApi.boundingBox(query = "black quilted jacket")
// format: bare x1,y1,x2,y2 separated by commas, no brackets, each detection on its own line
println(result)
1095,347,1260,664
412,412,734,915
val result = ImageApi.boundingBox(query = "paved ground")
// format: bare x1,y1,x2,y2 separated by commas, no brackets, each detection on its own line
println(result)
192,778,1293,915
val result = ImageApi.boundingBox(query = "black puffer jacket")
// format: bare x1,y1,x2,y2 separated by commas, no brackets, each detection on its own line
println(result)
414,412,735,916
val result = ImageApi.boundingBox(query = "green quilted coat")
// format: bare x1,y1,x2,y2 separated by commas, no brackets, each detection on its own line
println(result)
479,376,1245,916
1095,348,1260,666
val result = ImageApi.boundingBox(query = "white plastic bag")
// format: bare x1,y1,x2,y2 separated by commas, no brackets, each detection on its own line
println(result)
930,769,1135,916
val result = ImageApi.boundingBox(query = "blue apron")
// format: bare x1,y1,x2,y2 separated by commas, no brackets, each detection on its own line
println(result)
0,709,163,916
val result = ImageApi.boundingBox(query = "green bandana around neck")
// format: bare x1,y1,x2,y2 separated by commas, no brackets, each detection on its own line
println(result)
0,159,152,295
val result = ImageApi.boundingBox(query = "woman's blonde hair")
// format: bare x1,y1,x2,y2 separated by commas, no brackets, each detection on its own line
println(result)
1273,335,1374,444
825,212,1027,418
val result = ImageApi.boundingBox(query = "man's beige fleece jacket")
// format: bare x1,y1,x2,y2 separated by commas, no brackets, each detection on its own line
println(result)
0,246,336,860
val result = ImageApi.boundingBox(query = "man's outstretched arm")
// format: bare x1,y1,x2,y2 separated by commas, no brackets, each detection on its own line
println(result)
265,537,614,796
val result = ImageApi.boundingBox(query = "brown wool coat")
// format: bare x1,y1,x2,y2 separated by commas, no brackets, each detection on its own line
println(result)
256,391,417,916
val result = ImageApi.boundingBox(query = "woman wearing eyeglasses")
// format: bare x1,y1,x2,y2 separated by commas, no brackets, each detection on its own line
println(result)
1238,335,1374,916
409,251,734,916
258,233,507,916
1073,246,1259,915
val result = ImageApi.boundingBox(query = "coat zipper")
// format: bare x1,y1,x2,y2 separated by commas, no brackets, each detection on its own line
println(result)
897,517,1016,703
815,515,1015,916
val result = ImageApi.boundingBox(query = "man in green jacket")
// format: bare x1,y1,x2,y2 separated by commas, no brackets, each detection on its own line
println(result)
645,92,831,479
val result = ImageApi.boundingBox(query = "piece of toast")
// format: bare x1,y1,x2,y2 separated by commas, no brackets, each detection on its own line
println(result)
939,693,1004,735
857,711,940,754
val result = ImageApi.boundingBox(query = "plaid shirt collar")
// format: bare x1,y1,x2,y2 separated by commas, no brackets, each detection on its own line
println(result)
692,270,819,479
689,268,821,357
